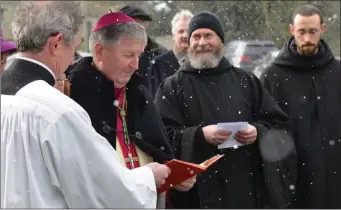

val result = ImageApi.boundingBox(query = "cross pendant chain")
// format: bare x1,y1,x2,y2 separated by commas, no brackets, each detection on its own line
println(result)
125,152,139,169
119,90,138,169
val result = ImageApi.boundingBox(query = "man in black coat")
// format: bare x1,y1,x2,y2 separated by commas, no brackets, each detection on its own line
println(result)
147,10,193,98
155,11,298,209
260,5,341,209
119,5,168,89
67,12,196,208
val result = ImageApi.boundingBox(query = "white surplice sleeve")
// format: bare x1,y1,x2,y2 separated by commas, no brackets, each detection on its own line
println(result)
40,106,157,208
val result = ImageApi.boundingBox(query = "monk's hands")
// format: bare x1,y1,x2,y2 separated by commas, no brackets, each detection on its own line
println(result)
145,162,171,187
174,176,197,191
202,124,257,146
234,124,257,144
202,125,232,145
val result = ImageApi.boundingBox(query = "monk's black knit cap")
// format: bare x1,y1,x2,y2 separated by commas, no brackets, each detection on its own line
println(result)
188,11,225,43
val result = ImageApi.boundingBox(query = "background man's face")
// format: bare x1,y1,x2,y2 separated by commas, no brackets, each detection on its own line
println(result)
172,17,191,53
290,14,326,56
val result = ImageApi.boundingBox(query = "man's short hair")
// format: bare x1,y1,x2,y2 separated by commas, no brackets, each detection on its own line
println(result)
88,22,147,53
292,4,323,24
11,1,84,52
171,9,194,34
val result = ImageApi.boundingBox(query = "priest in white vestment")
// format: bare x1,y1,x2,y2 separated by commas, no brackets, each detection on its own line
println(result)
1,1,171,208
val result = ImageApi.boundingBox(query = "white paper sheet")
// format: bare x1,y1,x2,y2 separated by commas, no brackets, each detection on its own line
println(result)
217,122,248,149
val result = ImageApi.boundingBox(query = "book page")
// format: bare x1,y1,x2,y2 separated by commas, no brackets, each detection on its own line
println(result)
199,154,224,168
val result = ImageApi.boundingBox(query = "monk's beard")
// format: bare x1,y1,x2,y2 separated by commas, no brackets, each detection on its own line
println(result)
297,43,319,56
296,35,320,56
188,45,224,69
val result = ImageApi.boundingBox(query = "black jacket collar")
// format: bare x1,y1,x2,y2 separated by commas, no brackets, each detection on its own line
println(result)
273,37,335,71
69,57,144,89
1,58,55,95
8,58,55,86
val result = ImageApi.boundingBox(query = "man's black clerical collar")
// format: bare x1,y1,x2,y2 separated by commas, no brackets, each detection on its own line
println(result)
7,58,55,87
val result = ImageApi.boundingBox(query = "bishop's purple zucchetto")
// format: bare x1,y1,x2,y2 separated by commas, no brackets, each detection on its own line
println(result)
91,12,135,32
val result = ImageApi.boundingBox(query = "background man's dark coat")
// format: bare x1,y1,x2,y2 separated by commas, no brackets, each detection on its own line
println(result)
138,36,167,89
147,49,180,98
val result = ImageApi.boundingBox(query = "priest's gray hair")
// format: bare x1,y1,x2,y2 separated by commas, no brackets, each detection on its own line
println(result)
171,9,193,34
88,22,148,53
11,1,84,52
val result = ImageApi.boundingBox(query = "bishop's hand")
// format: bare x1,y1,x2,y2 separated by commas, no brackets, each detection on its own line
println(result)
145,162,171,187
174,175,196,191
202,125,232,145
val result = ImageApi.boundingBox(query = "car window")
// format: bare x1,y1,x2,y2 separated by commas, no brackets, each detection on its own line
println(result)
244,44,278,60
224,42,238,56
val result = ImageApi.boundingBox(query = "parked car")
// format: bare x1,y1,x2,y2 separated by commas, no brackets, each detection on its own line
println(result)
224,40,279,72
5,51,92,71
253,50,280,78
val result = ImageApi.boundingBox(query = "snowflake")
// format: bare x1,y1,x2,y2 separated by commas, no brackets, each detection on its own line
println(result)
329,140,335,146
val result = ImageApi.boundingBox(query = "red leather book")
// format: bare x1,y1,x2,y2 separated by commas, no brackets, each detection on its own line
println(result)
157,154,224,194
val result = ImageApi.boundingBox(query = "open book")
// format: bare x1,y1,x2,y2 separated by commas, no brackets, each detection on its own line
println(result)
157,154,224,194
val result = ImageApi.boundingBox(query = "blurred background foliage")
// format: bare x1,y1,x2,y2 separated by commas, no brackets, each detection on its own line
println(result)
1,1,339,56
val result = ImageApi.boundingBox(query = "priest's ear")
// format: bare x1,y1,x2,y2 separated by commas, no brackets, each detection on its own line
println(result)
49,33,64,56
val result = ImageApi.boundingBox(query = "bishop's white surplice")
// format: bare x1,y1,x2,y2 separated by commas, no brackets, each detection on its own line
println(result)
1,79,157,208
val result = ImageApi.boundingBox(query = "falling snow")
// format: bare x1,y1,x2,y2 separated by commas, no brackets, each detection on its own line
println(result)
0,1,340,208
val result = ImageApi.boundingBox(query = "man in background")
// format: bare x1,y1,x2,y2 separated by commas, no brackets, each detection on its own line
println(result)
155,11,296,209
261,4,341,209
148,9,193,98
0,29,17,72
119,5,167,88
